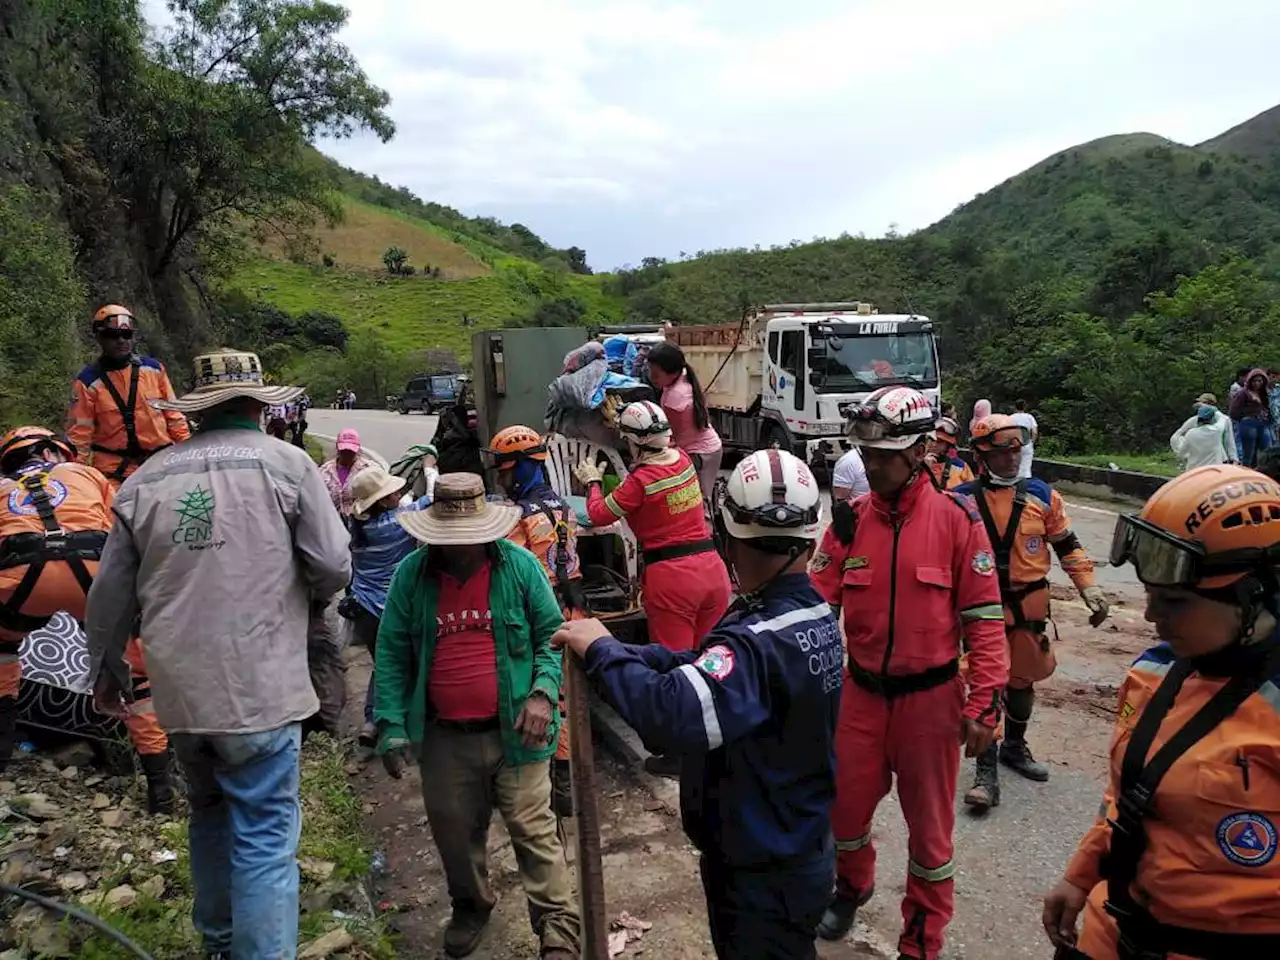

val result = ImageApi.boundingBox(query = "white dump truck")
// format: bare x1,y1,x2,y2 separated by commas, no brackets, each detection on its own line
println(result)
660,302,941,474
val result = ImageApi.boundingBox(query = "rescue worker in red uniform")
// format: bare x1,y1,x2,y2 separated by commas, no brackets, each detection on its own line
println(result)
489,424,584,817
66,305,190,488
810,387,1008,959
957,415,1109,811
0,427,173,810
1044,465,1280,960
577,400,732,776
926,417,974,491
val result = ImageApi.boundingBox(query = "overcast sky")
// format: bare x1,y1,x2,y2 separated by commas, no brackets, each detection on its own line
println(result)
149,1,1280,271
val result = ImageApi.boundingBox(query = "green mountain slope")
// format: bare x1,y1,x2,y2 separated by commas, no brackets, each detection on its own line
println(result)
1199,103,1280,159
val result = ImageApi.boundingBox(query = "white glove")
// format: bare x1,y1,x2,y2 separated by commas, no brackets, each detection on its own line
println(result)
574,460,604,486
1081,585,1109,622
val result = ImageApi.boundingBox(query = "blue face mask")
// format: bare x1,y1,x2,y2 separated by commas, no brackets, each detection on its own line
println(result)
1198,405,1216,422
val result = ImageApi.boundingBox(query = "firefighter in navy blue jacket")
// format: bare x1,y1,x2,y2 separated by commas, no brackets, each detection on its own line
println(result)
554,449,841,960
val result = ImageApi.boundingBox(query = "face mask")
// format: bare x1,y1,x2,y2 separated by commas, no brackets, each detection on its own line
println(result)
1198,405,1217,421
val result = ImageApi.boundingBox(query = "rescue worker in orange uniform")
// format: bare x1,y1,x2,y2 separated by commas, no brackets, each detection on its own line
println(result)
576,400,732,777
1044,464,1280,960
489,424,583,817
66,305,190,488
0,427,173,810
810,387,1009,959
957,415,1108,810
926,417,974,491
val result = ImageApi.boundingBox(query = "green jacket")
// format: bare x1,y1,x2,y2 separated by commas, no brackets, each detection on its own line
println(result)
374,538,564,765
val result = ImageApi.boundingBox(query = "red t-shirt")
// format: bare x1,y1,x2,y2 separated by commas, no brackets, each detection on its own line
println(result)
429,562,499,721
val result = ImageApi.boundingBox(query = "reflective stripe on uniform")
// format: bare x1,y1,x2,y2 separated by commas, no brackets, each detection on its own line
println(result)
960,603,1005,622
603,493,627,519
71,418,95,427
677,662,723,749
908,858,956,883
747,601,833,634
643,465,697,496
835,834,871,852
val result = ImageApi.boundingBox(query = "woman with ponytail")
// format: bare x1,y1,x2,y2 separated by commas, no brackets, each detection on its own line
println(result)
646,341,723,501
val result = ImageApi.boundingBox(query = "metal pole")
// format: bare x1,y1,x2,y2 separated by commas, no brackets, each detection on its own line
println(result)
566,652,609,958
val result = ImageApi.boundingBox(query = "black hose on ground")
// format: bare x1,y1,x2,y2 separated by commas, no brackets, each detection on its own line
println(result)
0,880,157,960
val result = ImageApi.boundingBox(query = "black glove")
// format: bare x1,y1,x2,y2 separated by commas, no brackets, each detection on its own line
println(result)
831,498,857,546
337,595,360,621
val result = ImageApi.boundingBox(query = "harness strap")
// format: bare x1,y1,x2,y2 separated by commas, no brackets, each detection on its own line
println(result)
1004,577,1051,632
1104,641,1280,959
974,478,1028,598
94,361,145,479
940,460,952,489
533,500,585,613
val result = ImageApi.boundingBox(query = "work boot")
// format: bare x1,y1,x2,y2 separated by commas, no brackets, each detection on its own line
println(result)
443,905,492,957
0,696,18,775
963,744,1001,813
358,721,377,748
816,887,873,941
139,751,177,815
1000,738,1049,782
551,758,574,818
643,754,681,779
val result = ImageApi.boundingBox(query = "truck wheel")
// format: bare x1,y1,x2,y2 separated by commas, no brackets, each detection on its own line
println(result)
398,405,409,415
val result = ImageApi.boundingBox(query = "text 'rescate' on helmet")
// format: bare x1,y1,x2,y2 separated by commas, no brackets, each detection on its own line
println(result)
617,400,671,450
0,426,77,472
847,386,935,450
970,414,1029,453
485,424,547,470
934,417,960,442
721,449,821,547
92,304,135,333
1110,465,1280,590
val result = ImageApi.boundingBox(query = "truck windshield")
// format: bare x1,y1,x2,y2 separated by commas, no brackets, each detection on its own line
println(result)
814,333,938,392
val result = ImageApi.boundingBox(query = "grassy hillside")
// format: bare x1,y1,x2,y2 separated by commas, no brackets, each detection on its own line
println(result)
1200,103,1280,159
290,198,495,278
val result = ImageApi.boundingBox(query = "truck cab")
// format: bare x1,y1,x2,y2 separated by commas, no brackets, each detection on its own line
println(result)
765,306,940,465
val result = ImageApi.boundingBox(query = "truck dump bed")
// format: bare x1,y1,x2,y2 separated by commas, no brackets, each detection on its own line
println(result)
669,319,767,413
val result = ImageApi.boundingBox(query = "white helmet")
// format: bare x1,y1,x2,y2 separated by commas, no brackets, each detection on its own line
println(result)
721,449,821,544
618,400,671,450
847,386,935,450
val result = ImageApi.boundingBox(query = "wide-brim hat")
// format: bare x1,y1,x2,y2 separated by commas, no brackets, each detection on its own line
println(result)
1195,392,1218,406
398,472,521,546
350,465,408,520
151,348,304,413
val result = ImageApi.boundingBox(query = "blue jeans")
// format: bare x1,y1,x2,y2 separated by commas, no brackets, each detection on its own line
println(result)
1239,417,1272,467
172,723,303,960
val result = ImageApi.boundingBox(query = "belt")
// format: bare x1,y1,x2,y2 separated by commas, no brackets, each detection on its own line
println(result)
848,658,959,699
1106,900,1280,960
0,530,107,570
434,716,500,734
643,539,717,566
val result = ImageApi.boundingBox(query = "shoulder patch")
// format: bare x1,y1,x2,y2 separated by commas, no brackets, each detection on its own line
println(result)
810,550,832,573
1026,477,1054,503
695,644,736,681
1218,812,1278,867
971,550,995,576
944,489,982,522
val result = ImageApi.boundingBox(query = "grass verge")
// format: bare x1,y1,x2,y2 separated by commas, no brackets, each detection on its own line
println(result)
1056,452,1180,477
73,737,394,959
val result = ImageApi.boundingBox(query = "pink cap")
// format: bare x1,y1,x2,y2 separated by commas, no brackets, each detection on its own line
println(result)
336,428,361,452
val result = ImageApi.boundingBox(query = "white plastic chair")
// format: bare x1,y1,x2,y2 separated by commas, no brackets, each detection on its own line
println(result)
543,434,638,583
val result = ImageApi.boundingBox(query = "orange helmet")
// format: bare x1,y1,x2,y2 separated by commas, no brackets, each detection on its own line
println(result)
970,414,1028,452
486,424,547,469
0,426,77,472
1110,465,1280,590
92,304,135,333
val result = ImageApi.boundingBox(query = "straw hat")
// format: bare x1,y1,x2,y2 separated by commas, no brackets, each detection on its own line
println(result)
1195,392,1218,406
398,473,521,546
349,465,407,520
151,348,304,413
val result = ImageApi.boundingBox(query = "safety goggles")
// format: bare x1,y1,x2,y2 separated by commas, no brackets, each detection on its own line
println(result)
1109,514,1280,588
482,442,546,469
973,425,1030,451
848,411,932,443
